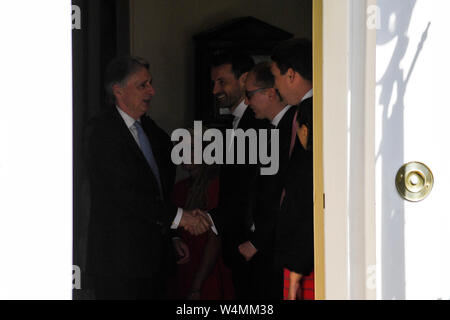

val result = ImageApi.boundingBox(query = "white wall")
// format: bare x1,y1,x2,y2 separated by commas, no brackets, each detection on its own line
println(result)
0,0,73,299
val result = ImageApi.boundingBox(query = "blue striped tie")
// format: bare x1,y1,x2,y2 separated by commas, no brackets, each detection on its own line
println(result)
133,121,163,198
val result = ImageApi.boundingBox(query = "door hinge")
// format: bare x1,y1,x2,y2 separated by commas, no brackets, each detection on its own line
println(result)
323,193,325,210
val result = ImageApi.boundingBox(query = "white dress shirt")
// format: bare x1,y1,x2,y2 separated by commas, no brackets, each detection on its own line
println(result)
269,89,312,128
228,100,248,151
271,105,293,128
116,106,141,146
231,100,248,129
301,89,313,102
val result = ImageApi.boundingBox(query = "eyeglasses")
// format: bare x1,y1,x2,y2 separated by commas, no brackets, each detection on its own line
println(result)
245,87,270,99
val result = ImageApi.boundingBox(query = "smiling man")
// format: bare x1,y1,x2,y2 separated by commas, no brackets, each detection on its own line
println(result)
211,53,250,113
209,52,270,300
85,56,212,299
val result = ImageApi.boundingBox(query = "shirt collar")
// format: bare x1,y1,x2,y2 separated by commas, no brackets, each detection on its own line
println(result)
231,100,248,119
271,105,293,128
301,89,313,102
116,106,138,129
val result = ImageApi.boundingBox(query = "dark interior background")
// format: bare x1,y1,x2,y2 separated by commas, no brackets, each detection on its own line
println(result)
72,0,312,299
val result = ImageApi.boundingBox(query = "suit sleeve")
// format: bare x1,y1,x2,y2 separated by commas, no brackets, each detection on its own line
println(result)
276,149,314,275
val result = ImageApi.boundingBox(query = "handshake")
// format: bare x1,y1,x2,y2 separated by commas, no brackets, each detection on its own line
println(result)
179,209,214,236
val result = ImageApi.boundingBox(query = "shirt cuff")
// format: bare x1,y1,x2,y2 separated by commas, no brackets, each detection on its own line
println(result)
206,212,219,235
171,207,183,229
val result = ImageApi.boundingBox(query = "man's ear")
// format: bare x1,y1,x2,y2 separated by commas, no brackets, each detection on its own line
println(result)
286,68,296,84
267,88,278,100
239,72,249,87
112,83,122,99
292,70,311,90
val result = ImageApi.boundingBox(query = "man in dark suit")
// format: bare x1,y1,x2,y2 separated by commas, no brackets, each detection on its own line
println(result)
209,52,269,299
85,56,212,299
275,104,314,300
270,38,313,108
239,61,295,299
271,38,314,299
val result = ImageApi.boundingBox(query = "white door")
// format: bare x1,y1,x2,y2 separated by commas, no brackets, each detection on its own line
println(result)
376,0,450,300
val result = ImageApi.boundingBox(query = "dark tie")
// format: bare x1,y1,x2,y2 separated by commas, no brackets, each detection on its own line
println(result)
133,121,163,198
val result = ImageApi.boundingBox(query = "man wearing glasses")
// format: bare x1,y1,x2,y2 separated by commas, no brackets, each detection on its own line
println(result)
239,61,296,299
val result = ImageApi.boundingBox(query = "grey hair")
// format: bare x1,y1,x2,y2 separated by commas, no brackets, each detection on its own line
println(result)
104,56,150,105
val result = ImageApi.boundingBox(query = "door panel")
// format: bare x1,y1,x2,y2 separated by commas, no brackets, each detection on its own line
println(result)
376,0,450,300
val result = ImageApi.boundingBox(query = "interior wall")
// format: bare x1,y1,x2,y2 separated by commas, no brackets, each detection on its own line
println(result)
130,0,312,134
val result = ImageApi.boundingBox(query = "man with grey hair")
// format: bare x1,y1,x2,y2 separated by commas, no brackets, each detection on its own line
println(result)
85,56,212,299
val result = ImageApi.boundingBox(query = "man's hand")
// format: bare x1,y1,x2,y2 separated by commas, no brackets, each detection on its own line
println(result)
238,241,258,261
179,209,212,236
172,238,190,264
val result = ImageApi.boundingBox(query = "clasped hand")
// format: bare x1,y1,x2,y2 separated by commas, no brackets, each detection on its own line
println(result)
238,241,258,261
179,209,212,236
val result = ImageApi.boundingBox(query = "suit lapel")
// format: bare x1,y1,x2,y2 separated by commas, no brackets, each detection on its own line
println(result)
277,106,297,173
111,108,147,165
237,106,253,130
111,108,162,193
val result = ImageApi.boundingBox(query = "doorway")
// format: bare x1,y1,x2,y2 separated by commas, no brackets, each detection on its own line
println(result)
73,0,315,300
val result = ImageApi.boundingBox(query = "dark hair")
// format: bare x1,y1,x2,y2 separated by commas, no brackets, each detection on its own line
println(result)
251,61,275,88
104,56,150,105
251,61,282,100
271,38,312,82
296,103,313,150
211,51,255,79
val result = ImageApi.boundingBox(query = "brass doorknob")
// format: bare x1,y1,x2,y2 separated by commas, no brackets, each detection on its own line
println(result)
395,162,434,202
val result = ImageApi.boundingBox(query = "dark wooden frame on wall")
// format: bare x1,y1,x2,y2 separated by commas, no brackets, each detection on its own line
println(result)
193,16,293,129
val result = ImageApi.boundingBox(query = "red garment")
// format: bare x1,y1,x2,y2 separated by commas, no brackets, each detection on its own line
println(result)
169,177,235,300
283,268,315,300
